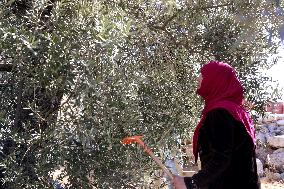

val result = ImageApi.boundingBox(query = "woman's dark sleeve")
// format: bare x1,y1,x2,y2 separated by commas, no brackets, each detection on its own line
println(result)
185,109,235,188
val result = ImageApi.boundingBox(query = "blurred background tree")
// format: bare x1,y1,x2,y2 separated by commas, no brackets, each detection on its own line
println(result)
0,0,283,188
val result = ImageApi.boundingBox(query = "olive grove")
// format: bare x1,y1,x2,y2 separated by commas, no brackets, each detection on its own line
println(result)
0,0,283,188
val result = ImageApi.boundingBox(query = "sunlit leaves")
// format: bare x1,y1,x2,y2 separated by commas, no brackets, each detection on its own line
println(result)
0,0,283,188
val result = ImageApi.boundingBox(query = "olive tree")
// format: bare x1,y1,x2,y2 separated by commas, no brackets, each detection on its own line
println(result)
0,0,283,188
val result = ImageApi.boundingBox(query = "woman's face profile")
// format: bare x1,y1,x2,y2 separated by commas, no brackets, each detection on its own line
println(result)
197,74,203,89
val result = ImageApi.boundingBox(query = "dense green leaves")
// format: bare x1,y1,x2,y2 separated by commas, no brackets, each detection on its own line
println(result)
0,0,283,188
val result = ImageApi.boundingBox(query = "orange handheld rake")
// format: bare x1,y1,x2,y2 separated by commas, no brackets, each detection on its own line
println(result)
121,135,174,181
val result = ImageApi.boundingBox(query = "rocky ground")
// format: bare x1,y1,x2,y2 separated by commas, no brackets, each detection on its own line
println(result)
256,112,284,189
261,178,284,189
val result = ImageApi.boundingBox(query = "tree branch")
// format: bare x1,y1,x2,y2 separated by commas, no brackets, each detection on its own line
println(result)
14,79,24,131
198,3,234,10
0,64,13,72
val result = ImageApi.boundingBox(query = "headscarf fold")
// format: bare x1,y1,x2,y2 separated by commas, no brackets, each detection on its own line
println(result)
192,61,256,162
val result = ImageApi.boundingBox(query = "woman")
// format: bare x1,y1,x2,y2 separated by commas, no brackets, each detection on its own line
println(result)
173,61,260,189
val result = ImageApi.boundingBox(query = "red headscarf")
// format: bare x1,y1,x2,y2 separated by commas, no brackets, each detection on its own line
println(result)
192,61,256,162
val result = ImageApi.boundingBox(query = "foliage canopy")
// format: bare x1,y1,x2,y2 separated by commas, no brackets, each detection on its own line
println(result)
0,0,283,188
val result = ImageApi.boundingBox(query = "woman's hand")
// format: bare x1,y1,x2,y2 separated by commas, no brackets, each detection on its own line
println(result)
172,175,187,189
